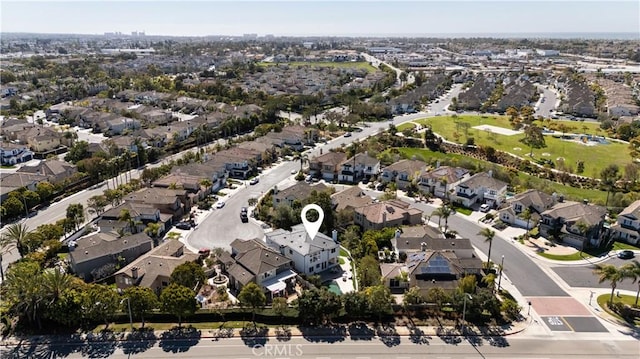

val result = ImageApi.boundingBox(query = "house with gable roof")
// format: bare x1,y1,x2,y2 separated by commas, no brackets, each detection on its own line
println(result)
610,200,640,245
539,201,608,248
498,189,556,229
453,171,508,208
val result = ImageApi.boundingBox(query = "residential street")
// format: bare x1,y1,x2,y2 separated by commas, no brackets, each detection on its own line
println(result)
7,336,637,359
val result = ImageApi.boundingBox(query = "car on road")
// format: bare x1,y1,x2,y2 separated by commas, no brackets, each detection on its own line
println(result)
215,201,226,209
291,169,298,175
479,204,491,213
305,175,313,183
249,177,259,185
344,132,352,137
176,222,192,230
240,207,248,222
618,250,635,259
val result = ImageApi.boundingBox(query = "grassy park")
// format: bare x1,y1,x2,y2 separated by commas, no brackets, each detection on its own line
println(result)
414,115,631,178
258,61,377,73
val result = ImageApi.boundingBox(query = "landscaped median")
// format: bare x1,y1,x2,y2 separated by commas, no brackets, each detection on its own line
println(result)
596,293,640,326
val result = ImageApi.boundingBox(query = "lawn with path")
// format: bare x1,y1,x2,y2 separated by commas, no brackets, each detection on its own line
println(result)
415,115,631,178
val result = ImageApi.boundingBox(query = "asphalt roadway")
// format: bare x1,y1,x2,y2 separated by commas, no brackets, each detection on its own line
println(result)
552,256,640,292
4,336,638,359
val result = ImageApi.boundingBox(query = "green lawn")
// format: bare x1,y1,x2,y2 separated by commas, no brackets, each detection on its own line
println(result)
597,293,640,325
339,248,349,257
537,251,593,261
612,241,640,251
395,147,608,204
397,123,416,131
97,321,275,333
415,115,631,179
258,61,377,73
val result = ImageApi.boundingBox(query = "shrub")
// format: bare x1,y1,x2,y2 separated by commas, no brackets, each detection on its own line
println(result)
501,298,522,320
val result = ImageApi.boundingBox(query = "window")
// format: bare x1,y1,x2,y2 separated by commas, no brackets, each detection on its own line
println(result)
309,267,314,272
390,278,400,287
161,281,168,287
316,263,320,268
289,249,293,255
331,248,336,253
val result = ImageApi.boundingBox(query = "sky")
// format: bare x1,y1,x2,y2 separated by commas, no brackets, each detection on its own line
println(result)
1,1,639,37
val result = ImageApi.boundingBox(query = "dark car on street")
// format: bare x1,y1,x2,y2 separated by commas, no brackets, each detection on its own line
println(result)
240,207,248,222
176,222,192,230
618,250,635,259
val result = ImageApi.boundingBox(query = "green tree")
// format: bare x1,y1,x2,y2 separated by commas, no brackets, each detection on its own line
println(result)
521,124,546,157
65,203,85,231
593,264,626,306
458,274,478,295
0,223,31,257
2,196,24,218
478,228,496,269
521,208,533,236
122,286,159,328
35,181,55,201
482,273,497,292
64,140,90,163
238,282,267,325
273,205,298,230
2,260,45,328
358,255,381,288
342,291,369,319
501,298,522,320
433,204,454,232
366,285,393,322
144,222,162,239
296,288,342,325
271,296,289,327
83,284,120,329
621,260,640,307
600,164,621,208
170,261,206,291
402,286,424,318
118,209,135,234
160,284,198,327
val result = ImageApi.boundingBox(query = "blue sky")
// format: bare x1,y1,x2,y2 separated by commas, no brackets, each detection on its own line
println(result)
1,1,638,37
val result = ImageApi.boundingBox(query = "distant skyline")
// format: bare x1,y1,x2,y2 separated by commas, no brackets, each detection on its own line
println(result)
1,1,639,38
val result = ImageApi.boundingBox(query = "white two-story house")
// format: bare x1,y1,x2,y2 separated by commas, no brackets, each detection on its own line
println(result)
0,141,33,165
418,165,470,199
379,159,427,190
610,200,640,245
338,152,381,183
266,224,340,276
453,171,508,209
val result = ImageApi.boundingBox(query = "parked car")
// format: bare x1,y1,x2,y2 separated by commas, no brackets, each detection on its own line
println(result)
618,250,635,259
240,207,248,222
249,177,259,185
215,201,226,209
176,222,192,230
305,175,313,183
291,169,298,175
479,204,491,213
344,132,352,137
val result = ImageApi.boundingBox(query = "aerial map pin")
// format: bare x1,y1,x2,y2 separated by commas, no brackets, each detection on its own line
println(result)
301,204,324,239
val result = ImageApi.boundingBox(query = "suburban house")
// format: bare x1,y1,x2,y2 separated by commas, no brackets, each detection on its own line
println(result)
453,171,508,208
123,187,187,221
0,141,33,165
609,200,640,245
19,127,62,153
354,199,423,231
226,238,296,300
381,250,483,295
115,240,200,293
539,201,608,248
331,186,374,212
97,201,170,236
390,225,477,256
69,232,153,282
152,171,215,201
0,172,47,202
170,162,228,193
498,189,556,229
309,151,348,181
272,182,328,208
16,159,78,184
265,223,340,276
379,159,428,190
418,165,470,199
338,152,381,183
105,117,141,136
212,147,262,179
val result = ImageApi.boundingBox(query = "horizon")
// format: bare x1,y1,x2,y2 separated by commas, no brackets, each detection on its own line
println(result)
1,1,638,38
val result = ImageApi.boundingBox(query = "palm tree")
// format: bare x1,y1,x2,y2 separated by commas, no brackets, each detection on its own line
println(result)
482,273,497,292
621,260,640,307
433,204,454,232
0,223,31,257
299,153,309,172
478,228,496,270
521,208,532,236
118,209,135,234
593,264,626,306
42,268,75,305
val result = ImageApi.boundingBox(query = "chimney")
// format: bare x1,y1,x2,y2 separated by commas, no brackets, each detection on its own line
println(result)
420,242,427,251
332,229,338,242
131,266,139,279
383,212,387,226
395,229,401,240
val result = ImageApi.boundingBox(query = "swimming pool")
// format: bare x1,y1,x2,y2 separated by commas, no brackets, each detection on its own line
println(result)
326,280,342,295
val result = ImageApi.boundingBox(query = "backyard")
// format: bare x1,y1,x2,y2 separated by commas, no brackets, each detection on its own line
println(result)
414,115,631,178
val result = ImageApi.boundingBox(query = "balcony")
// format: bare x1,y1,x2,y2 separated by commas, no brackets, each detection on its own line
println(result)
456,191,477,199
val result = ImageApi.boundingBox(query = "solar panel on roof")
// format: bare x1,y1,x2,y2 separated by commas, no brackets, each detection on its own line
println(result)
423,255,452,274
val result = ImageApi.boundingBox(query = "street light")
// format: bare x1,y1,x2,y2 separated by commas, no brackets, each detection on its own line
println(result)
497,255,505,292
461,293,473,335
120,297,133,332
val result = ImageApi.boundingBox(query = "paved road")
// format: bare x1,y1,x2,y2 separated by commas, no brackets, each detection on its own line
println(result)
535,84,558,117
186,85,462,251
6,336,637,359
552,256,640,292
